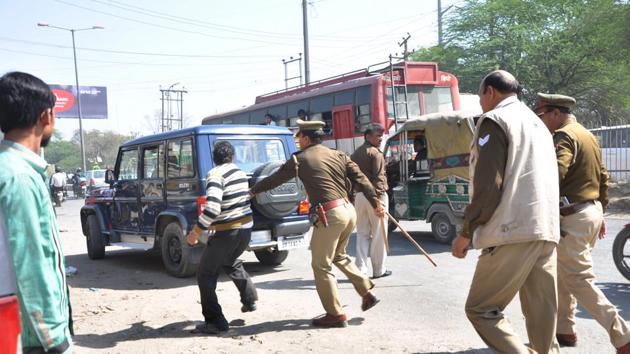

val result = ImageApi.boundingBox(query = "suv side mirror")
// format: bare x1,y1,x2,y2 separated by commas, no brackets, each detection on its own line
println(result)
105,169,115,184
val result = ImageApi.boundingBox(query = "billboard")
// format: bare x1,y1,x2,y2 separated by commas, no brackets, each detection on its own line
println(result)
50,84,108,119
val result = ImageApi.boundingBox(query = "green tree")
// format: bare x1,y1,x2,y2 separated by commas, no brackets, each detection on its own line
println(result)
412,0,630,127
45,130,81,172
71,130,135,169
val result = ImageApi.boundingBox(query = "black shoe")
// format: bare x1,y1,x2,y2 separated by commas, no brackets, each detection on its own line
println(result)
371,270,392,279
241,302,257,313
195,323,228,335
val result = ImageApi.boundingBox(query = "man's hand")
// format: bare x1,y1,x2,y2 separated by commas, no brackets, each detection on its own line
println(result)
248,190,256,199
598,219,607,239
374,204,385,218
186,228,201,246
452,235,471,259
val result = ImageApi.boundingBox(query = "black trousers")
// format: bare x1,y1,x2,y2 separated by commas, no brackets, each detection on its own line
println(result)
197,227,258,329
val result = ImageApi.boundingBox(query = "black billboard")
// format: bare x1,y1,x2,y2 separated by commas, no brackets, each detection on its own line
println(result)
50,84,108,119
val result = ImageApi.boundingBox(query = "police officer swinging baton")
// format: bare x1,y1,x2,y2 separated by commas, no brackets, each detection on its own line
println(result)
380,202,438,267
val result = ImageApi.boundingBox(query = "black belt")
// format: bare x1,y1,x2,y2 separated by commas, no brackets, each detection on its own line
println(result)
560,200,595,216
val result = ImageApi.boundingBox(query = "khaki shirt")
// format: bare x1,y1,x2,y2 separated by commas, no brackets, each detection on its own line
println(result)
463,120,507,237
251,143,380,208
350,142,388,197
554,116,609,210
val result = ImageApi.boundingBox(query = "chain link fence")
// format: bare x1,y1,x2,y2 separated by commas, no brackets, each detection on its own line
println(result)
590,125,630,182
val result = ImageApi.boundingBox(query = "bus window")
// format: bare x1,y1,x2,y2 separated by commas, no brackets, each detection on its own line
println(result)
232,112,250,124
288,100,309,120
268,105,287,126
387,86,420,119
355,104,371,134
423,87,453,113
250,109,267,125
334,90,354,106
310,95,334,136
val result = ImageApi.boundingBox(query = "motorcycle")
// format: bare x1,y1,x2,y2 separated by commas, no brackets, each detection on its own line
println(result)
613,225,630,281
73,177,87,198
53,188,64,207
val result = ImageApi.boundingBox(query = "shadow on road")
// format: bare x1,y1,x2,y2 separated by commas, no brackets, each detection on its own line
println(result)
74,317,364,349
425,350,492,354
347,231,452,258
66,250,288,291
575,282,630,319
254,277,352,290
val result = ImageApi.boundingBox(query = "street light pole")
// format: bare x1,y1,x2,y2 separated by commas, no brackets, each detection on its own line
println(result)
37,23,103,172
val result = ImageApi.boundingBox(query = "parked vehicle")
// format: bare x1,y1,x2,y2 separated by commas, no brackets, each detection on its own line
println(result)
85,169,107,191
80,125,311,277
383,111,476,243
0,210,20,354
613,224,630,281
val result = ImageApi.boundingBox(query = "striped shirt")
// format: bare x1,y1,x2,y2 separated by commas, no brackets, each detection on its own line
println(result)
196,162,253,230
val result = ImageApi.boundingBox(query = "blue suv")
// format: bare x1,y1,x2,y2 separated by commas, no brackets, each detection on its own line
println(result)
80,125,311,277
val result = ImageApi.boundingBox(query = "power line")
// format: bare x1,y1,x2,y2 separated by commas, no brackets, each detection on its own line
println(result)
0,36,279,58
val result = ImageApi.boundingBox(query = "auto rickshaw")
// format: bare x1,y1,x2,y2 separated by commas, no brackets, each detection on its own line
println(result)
383,111,476,243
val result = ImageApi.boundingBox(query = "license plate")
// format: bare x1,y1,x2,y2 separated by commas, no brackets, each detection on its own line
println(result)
277,235,308,250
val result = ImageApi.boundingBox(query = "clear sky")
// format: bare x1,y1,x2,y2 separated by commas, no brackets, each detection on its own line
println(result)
0,0,462,138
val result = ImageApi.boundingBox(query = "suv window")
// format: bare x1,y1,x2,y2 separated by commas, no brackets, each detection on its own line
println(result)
119,149,139,180
143,145,164,179
216,138,286,173
167,139,195,178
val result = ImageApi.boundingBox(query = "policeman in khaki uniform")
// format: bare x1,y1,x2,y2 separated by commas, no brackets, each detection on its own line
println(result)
535,93,630,353
250,119,384,328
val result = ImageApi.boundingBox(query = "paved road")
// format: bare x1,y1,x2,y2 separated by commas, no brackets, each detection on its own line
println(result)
55,198,629,353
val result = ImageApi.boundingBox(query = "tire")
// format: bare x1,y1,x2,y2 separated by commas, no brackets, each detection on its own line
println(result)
251,161,306,219
431,212,456,244
613,228,630,281
86,214,105,259
160,223,197,278
254,248,289,266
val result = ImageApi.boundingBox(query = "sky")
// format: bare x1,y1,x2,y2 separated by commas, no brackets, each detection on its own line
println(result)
0,0,463,139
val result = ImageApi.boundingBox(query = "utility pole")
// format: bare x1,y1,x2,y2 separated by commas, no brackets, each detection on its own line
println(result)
398,33,412,60
160,83,187,132
438,0,453,46
302,0,311,85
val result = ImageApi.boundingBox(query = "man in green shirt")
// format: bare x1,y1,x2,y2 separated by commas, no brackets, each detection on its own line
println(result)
0,72,73,353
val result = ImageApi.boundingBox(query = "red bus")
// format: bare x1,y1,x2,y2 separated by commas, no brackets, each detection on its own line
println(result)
202,61,460,155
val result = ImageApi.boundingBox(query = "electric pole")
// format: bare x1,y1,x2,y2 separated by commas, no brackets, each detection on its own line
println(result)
398,33,412,60
438,0,453,46
160,83,187,132
302,0,311,85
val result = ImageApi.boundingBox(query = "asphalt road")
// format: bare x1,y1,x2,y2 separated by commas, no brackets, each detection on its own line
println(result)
55,198,630,353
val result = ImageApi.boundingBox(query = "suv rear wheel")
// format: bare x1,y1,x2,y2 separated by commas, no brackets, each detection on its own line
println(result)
86,214,105,259
161,223,196,278
254,248,289,265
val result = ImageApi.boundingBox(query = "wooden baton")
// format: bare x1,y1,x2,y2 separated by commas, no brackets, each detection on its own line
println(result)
385,210,438,267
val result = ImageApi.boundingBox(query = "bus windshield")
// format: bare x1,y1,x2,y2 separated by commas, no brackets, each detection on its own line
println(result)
215,138,287,173
387,86,454,118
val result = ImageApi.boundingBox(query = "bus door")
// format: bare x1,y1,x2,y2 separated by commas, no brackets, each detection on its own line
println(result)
332,104,355,155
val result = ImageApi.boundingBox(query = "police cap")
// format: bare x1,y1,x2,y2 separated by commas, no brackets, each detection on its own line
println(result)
535,93,576,111
295,119,325,137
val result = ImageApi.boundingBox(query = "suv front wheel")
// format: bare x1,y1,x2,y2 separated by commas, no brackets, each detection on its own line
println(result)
254,248,289,266
86,214,105,259
161,223,197,278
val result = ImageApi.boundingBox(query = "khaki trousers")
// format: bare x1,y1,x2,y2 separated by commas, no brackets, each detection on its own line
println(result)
558,201,630,348
465,241,560,354
311,203,374,316
354,192,389,277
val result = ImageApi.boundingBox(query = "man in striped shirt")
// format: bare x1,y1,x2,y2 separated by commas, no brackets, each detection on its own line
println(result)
186,141,258,335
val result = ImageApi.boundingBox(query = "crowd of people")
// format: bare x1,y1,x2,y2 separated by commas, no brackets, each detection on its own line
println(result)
1,68,629,353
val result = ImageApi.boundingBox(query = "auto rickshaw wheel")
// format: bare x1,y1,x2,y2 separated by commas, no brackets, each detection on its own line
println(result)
431,212,456,244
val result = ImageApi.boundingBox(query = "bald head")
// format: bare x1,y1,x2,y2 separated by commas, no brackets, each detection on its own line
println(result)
478,70,519,113
481,70,519,94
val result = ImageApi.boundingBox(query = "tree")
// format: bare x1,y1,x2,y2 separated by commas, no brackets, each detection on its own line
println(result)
45,130,81,172
71,130,135,169
412,0,630,127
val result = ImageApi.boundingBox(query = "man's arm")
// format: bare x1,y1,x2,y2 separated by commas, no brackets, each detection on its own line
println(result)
461,119,508,238
250,156,297,195
344,154,380,209
553,132,574,184
195,173,224,231
369,149,387,196
598,159,610,211
0,176,71,352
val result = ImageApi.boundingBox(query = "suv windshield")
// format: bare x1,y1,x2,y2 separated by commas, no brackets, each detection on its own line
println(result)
216,138,287,173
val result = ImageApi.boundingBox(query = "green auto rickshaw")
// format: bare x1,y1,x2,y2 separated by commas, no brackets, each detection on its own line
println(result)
383,111,477,243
